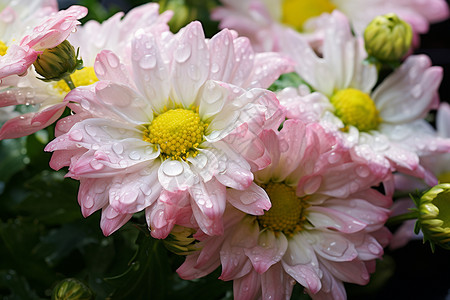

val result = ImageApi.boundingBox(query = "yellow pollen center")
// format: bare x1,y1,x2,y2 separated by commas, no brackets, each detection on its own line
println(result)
281,0,336,31
0,40,8,56
53,67,99,94
330,88,381,132
257,182,308,237
143,108,207,161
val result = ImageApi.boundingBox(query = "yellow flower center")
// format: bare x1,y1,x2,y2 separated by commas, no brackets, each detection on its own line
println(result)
281,0,336,31
53,66,99,94
0,40,8,56
143,108,208,161
257,182,308,237
330,88,381,132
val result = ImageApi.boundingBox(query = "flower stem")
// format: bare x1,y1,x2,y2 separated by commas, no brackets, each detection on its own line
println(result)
63,75,76,90
386,211,419,227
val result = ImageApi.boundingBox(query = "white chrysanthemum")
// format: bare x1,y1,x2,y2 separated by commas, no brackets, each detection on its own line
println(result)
278,11,450,185
46,21,292,237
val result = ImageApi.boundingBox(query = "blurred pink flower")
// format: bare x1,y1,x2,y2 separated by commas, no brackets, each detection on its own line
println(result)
177,119,392,299
0,3,172,140
278,11,450,186
45,21,293,237
0,4,87,139
212,0,449,52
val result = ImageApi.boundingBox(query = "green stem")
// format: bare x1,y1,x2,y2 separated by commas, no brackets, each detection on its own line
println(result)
386,211,419,227
63,75,76,90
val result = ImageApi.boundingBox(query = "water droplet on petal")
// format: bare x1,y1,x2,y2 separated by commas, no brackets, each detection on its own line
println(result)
162,160,184,176
84,196,94,209
319,239,349,257
356,165,370,178
106,52,119,68
139,54,157,69
327,152,341,164
129,151,141,160
90,159,104,170
174,43,191,63
210,62,219,73
85,124,97,136
69,129,83,141
112,143,124,155
140,184,153,196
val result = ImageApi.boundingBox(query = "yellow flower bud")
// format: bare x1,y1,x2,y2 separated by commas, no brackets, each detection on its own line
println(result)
51,278,93,300
364,13,412,63
33,40,83,82
162,225,201,255
413,183,450,252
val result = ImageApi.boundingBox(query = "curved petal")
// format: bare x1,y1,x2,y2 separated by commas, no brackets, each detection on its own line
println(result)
373,55,443,124
131,30,170,113
307,206,367,234
227,182,271,215
100,205,133,236
244,230,288,274
0,101,66,139
170,21,208,108
158,159,197,192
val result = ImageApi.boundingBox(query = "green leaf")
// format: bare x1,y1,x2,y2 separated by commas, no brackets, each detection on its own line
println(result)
0,138,28,182
0,270,45,300
268,72,312,92
105,231,172,299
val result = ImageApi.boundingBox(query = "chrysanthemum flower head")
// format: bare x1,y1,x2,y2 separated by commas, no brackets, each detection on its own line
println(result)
278,10,450,186
177,119,392,299
45,21,293,237
0,3,171,140
0,3,87,139
212,0,449,52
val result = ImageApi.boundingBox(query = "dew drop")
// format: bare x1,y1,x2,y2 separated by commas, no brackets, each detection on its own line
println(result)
210,62,220,73
139,54,157,69
140,184,153,196
319,239,348,257
327,152,341,164
106,52,119,68
174,43,191,63
84,196,94,209
355,165,370,178
129,151,141,160
90,159,104,170
112,143,124,155
85,124,97,136
162,160,184,176
69,129,83,141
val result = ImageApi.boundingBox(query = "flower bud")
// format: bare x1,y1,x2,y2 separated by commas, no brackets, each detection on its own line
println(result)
364,13,412,63
162,225,201,255
412,183,450,252
51,278,93,300
33,40,83,81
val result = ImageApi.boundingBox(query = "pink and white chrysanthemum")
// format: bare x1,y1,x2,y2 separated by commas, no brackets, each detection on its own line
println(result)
277,11,450,185
0,3,170,140
212,0,449,52
177,119,392,300
0,4,87,139
45,21,293,237
0,4,86,79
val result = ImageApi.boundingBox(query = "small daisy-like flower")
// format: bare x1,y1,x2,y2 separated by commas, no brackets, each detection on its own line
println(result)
211,0,449,52
278,11,450,185
0,3,87,139
177,119,392,299
0,3,170,140
45,21,292,237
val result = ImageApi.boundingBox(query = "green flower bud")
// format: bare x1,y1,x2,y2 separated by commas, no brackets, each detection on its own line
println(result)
51,278,93,300
162,225,201,255
364,13,412,63
33,40,83,82
412,183,450,252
